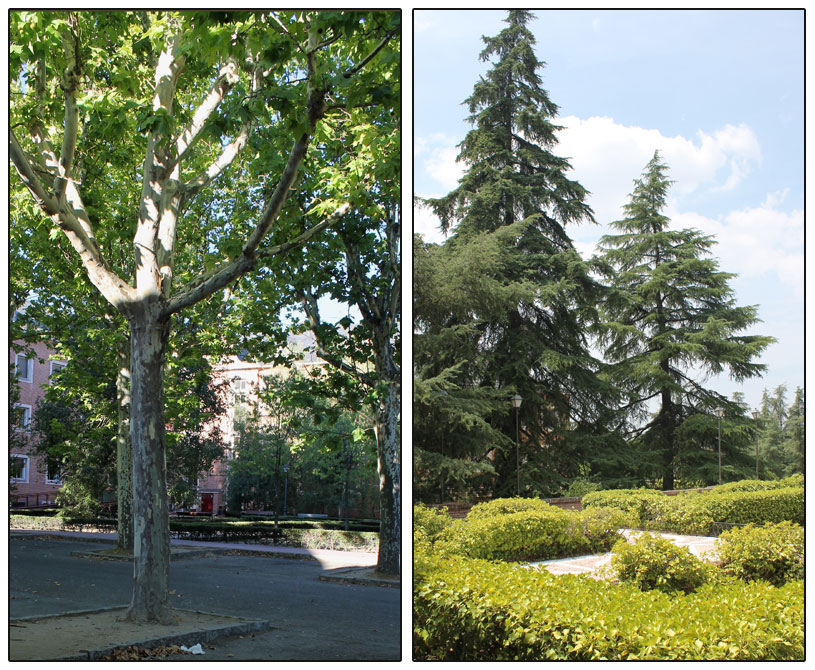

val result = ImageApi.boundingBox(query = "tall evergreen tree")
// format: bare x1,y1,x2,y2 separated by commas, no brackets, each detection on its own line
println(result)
594,152,775,489
415,10,611,499
782,386,805,475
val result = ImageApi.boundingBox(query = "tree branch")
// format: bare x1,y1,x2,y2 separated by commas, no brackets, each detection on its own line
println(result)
181,119,252,196
343,28,397,78
56,11,82,200
298,288,376,387
161,203,348,319
169,58,240,173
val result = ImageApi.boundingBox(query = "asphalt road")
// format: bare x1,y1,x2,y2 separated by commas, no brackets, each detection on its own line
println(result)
9,536,401,661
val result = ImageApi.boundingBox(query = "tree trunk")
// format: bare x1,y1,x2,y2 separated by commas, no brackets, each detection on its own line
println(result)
116,339,134,553
374,333,400,576
126,314,173,624
660,381,675,491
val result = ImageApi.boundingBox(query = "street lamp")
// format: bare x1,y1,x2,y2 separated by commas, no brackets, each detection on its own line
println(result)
283,464,290,516
714,407,724,485
510,393,522,496
751,409,760,480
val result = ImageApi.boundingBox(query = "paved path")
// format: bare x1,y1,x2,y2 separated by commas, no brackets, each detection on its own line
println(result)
9,533,399,661
529,529,720,578
10,529,378,569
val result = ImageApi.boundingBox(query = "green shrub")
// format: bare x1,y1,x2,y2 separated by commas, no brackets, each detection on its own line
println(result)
709,474,803,494
584,482,803,536
611,533,711,594
643,495,714,536
718,521,804,586
439,507,586,562
563,478,602,498
413,503,453,544
435,498,629,562
581,488,664,525
466,496,555,520
413,551,804,660
575,507,631,553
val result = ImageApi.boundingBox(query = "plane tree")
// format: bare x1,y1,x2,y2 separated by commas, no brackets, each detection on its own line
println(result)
9,9,399,623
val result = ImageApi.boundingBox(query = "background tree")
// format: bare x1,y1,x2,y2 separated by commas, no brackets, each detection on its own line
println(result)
415,10,612,499
275,51,401,572
593,152,775,489
782,386,804,476
752,384,804,478
10,10,398,622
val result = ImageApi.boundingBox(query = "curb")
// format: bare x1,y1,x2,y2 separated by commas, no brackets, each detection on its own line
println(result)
319,567,400,589
10,607,274,661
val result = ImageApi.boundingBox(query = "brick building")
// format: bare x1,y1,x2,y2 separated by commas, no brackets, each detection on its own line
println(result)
10,332,379,519
10,340,67,508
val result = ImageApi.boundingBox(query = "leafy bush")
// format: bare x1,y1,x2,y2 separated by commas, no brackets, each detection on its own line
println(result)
466,496,555,520
563,478,602,498
414,550,804,660
581,488,664,525
718,522,804,586
439,507,586,562
583,480,803,536
611,533,711,594
414,503,453,547
643,495,714,536
708,474,803,494
434,498,628,562
575,507,631,552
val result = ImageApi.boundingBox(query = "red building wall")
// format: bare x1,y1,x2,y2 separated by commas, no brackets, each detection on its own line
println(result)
10,341,66,507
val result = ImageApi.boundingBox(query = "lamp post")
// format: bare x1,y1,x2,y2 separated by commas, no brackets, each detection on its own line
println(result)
510,393,522,496
714,407,724,485
751,409,760,480
283,463,289,516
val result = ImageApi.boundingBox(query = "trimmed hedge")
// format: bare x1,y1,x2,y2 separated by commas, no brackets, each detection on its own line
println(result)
426,500,628,562
9,514,378,552
414,503,454,545
414,551,804,660
707,474,804,495
718,521,804,586
582,478,804,536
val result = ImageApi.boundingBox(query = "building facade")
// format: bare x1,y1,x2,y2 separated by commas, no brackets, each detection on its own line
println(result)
10,340,67,508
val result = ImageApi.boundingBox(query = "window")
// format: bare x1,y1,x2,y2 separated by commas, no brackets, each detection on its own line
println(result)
15,355,33,383
49,361,67,382
10,455,29,483
46,458,62,485
14,404,32,432
232,378,249,406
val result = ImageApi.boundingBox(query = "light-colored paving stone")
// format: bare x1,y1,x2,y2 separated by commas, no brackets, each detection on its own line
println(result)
528,529,720,579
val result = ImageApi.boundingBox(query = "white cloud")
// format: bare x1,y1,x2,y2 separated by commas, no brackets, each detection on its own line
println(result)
413,202,448,246
415,117,800,294
416,133,465,194
555,116,763,223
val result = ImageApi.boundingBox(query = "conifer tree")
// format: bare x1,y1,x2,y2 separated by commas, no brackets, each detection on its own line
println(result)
595,152,775,489
415,10,610,498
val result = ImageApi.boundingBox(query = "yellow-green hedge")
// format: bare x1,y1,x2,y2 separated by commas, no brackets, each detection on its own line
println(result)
414,551,804,660
583,479,804,536
425,500,630,562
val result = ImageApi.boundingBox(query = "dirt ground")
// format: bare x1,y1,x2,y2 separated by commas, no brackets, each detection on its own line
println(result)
9,607,272,660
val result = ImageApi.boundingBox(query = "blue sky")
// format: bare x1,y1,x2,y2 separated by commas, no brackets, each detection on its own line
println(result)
413,8,804,414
